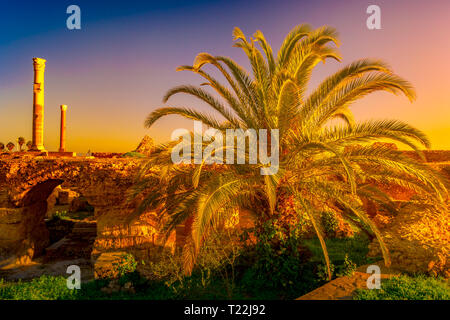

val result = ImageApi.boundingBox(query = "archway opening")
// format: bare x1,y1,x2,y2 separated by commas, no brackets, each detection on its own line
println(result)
44,186,96,262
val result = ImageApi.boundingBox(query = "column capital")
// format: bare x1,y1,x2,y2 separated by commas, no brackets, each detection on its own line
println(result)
33,57,46,70
60,104,68,111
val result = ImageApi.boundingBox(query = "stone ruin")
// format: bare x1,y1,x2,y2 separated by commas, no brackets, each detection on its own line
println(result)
0,150,448,278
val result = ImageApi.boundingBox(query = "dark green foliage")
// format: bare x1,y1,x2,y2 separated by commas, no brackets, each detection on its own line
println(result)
304,233,379,266
0,276,77,300
337,254,357,277
241,220,319,299
112,253,138,278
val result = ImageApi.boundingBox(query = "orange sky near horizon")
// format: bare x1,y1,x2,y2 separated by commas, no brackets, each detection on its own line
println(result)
1,0,449,153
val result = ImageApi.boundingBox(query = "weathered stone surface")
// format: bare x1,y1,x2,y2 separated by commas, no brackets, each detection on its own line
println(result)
91,152,123,158
57,189,79,205
134,135,154,156
69,196,89,212
45,221,96,261
93,251,127,279
0,179,63,266
0,156,169,266
368,202,449,278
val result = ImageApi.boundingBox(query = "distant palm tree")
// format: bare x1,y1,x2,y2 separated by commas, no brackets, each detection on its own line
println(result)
133,24,448,279
26,141,32,151
6,142,15,152
17,137,25,151
0,143,5,152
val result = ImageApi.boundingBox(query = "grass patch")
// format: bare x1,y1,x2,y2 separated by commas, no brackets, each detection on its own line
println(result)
303,233,380,266
354,274,450,300
0,233,381,300
0,276,78,300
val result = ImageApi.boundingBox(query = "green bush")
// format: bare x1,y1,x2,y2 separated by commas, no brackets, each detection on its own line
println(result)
316,262,335,282
112,253,138,278
336,254,357,277
0,276,77,300
246,219,317,298
354,274,450,300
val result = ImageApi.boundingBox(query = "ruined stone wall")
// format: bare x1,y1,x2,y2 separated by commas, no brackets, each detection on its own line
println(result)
367,160,450,277
0,156,174,267
1,151,449,276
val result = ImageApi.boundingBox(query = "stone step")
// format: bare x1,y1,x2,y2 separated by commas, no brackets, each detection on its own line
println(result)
44,222,97,261
72,227,97,234
74,222,97,229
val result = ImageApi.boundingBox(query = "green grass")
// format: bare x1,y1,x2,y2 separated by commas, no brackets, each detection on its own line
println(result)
3,272,448,300
354,274,450,300
0,276,78,300
303,233,380,266
0,233,388,300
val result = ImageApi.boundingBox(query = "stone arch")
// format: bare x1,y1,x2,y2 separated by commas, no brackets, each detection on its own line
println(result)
0,179,63,266
0,157,169,271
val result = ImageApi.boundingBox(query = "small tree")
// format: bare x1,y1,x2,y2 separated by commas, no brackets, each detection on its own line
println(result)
26,141,32,150
6,142,15,152
0,143,4,152
17,137,25,151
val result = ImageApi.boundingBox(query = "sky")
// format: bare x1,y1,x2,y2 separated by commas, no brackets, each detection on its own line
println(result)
1,0,449,153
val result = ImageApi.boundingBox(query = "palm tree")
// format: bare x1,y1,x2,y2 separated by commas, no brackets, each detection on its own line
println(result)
6,142,15,152
17,137,25,151
132,24,448,279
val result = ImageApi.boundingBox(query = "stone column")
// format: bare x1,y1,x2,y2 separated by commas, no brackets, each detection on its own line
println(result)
59,105,68,152
31,57,46,151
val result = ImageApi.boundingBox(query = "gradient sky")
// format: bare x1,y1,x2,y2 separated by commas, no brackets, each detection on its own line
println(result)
1,0,449,153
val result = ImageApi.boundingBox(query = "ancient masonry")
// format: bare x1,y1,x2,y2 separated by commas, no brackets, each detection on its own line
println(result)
31,58,46,152
59,105,68,152
29,57,73,156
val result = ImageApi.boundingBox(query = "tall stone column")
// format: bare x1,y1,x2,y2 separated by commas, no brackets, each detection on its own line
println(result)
59,105,68,152
31,57,46,151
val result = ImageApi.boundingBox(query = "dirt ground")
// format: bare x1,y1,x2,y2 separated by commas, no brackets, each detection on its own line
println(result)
0,257,95,283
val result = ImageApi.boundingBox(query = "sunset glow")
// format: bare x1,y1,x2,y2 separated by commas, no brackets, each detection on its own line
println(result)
1,0,449,152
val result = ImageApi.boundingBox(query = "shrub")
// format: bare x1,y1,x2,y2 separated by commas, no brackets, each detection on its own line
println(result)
317,262,335,282
336,254,357,277
143,251,187,297
112,253,138,278
196,229,243,299
354,274,450,300
248,218,317,298
0,276,77,300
